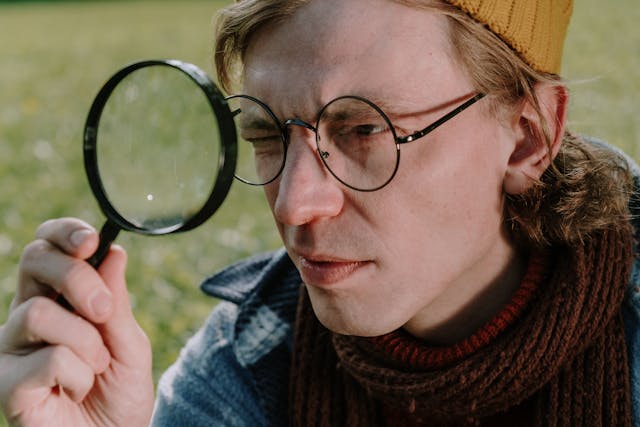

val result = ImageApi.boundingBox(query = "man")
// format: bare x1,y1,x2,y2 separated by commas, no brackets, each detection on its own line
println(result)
1,0,639,425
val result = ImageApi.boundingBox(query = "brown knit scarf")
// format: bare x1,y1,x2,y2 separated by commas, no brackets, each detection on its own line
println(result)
289,225,634,426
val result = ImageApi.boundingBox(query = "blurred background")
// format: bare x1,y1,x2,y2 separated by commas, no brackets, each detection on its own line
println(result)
0,0,638,424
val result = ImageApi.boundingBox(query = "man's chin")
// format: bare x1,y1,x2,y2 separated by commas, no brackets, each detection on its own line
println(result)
311,304,404,337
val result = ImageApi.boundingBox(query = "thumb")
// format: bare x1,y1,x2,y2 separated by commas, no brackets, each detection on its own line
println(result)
95,245,151,366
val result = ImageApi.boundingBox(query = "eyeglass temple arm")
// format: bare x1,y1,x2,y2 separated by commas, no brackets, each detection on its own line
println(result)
396,93,485,144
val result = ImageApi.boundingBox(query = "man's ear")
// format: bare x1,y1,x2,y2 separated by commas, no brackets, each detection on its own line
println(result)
503,83,568,195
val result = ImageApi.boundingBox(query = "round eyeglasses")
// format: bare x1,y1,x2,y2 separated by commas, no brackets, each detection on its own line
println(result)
226,92,485,192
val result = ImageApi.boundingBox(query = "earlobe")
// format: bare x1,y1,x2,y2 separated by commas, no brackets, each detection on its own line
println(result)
503,83,568,195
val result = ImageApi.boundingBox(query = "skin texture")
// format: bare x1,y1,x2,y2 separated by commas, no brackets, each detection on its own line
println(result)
0,219,154,426
0,0,567,425
243,0,566,340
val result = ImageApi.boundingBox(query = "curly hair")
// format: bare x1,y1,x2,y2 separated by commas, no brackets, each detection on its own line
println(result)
214,0,633,247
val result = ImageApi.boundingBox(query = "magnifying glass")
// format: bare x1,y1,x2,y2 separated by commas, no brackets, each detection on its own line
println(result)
83,59,237,267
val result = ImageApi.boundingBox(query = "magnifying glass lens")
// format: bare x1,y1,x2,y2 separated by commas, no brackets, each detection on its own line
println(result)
96,65,221,231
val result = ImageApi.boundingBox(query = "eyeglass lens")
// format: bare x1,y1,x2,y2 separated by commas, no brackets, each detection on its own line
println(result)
228,95,400,191
317,97,399,191
227,95,286,185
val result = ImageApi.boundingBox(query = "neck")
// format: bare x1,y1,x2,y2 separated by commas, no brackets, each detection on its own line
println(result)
403,229,527,345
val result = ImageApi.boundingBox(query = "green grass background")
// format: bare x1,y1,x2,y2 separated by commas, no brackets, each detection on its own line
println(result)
0,0,638,424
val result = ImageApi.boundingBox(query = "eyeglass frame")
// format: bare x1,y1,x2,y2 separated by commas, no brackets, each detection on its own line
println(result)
226,92,486,192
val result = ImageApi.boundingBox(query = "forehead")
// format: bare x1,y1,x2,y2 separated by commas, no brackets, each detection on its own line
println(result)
242,0,469,116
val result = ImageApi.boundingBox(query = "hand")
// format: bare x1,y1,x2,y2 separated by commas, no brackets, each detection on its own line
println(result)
0,218,154,427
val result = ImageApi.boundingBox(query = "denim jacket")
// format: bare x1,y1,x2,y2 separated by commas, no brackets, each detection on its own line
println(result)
151,141,640,427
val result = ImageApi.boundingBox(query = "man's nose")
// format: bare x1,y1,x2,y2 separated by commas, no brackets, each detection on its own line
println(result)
272,125,344,226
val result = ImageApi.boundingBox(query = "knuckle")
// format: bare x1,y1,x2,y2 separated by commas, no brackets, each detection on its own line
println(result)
20,240,53,269
46,345,74,373
61,260,91,285
73,325,103,359
36,218,92,241
46,345,95,396
20,297,53,340
35,218,57,237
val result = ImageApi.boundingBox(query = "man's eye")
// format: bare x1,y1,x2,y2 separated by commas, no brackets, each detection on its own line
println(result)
245,135,281,145
240,128,280,143
353,123,387,136
338,123,389,138
242,136,282,157
333,122,386,137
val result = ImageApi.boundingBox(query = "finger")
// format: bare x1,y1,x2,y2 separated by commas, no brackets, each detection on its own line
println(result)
0,297,111,374
0,345,96,410
95,247,151,367
18,240,113,323
35,218,99,259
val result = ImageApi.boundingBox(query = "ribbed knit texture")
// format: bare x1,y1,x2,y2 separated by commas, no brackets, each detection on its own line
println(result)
444,0,573,73
289,225,634,426
369,251,544,371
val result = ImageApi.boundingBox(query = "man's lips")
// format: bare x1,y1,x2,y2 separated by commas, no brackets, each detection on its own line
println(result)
296,254,370,287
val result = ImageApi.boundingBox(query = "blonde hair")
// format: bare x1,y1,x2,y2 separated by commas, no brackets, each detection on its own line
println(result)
214,0,633,246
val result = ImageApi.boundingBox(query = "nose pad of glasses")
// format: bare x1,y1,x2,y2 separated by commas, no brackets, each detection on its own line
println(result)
283,118,316,132
282,118,331,166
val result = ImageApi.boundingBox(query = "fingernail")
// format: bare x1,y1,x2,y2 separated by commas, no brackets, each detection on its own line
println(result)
70,228,92,247
90,289,113,318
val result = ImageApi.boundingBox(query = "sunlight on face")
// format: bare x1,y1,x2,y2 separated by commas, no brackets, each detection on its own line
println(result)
242,0,520,340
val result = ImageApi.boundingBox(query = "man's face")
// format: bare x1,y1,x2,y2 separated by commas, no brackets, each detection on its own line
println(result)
242,0,520,339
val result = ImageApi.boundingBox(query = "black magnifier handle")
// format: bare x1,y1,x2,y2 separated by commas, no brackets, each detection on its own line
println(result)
86,219,121,268
56,220,121,311
54,59,238,313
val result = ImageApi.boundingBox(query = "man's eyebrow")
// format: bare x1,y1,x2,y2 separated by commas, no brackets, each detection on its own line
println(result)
348,92,415,112
321,104,380,122
235,111,280,131
356,92,479,120
333,95,431,124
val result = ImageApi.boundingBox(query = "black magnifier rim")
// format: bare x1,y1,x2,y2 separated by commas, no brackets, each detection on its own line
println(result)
84,59,237,235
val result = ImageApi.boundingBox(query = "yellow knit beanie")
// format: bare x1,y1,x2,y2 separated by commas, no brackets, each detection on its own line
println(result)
444,0,573,74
